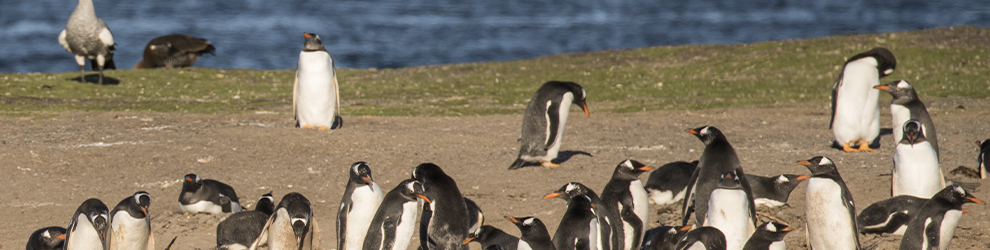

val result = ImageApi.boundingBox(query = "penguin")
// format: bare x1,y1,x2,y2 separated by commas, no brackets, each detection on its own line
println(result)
108,191,154,250
976,139,990,179
601,159,654,250
463,225,520,250
506,216,556,250
413,163,470,250
337,162,385,250
705,172,755,250
465,198,486,236
545,182,613,250
217,192,277,250
829,47,897,152
856,195,927,235
741,222,793,250
644,161,698,206
251,192,321,250
745,174,809,208
898,185,984,250
26,227,66,250
178,173,242,214
681,126,756,228
798,156,860,250
674,227,726,250
293,32,341,130
58,0,116,85
363,179,431,250
641,225,691,250
134,34,215,69
65,198,110,250
552,195,598,250
874,80,939,157
892,120,945,198
509,81,589,169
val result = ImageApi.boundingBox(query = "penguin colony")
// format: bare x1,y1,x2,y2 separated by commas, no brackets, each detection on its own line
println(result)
28,1,988,249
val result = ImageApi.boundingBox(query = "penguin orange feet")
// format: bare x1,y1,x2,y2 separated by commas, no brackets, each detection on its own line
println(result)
858,142,876,152
541,161,560,168
317,126,330,131
842,143,860,152
301,124,313,129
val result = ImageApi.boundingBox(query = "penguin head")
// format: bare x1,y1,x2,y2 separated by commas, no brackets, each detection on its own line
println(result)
302,33,327,52
545,182,591,200
978,139,990,150
848,47,896,77
255,191,276,215
349,162,375,187
463,225,496,245
412,163,446,184
900,120,926,145
613,159,654,179
797,156,837,176
126,191,152,218
874,80,918,102
776,174,809,190
758,221,795,240
75,198,110,245
686,125,723,145
182,173,203,190
940,185,984,208
716,171,742,189
505,216,548,236
277,192,313,241
32,227,66,249
547,81,590,117
399,179,431,203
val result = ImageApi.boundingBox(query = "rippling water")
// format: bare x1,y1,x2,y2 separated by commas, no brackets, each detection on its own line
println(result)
1,0,987,73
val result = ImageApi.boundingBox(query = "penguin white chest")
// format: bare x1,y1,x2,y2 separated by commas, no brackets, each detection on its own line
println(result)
629,180,650,231
543,92,574,161
270,208,300,249
517,239,534,250
705,188,753,250
388,201,421,250
935,210,962,250
890,104,911,142
110,212,151,250
685,242,707,250
344,183,384,250
68,214,104,250
805,178,857,250
893,141,943,198
587,217,599,250
768,241,785,250
833,58,881,145
295,51,338,128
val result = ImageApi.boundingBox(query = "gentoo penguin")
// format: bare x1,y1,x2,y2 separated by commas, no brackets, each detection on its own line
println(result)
217,192,277,250
251,192,321,250
829,47,897,152
465,198,486,236
641,225,691,250
745,174,809,208
545,182,613,250
337,162,384,250
645,161,698,206
741,222,793,250
134,34,216,69
506,216,556,250
798,156,860,250
674,227,726,250
681,126,756,228
59,0,116,85
976,139,990,179
26,227,66,250
552,195,598,250
463,225,520,250
363,179,431,250
875,80,939,157
413,163,470,250
892,120,945,198
178,173,242,214
856,195,927,235
898,185,984,250
705,172,755,250
293,32,341,130
108,191,154,250
601,159,653,250
509,81,589,169
65,198,110,250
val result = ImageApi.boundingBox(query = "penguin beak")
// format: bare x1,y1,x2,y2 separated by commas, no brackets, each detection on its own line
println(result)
363,176,372,184
416,194,432,203
544,192,563,199
782,226,796,232
965,196,985,205
962,209,970,214
796,175,810,180
686,129,698,135
303,33,311,38
873,85,890,90
679,225,692,231
185,177,193,182
57,234,66,239
582,104,589,117
906,134,917,144
462,237,475,245
141,206,148,216
637,166,654,171
505,216,519,224
797,160,812,166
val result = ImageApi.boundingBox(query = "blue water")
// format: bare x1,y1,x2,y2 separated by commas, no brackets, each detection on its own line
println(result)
1,0,988,73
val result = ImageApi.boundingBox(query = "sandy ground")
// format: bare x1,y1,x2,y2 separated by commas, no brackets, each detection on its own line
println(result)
3,98,990,250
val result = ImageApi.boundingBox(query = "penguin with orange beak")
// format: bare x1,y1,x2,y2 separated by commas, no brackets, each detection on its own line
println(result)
509,81,589,170
363,179,430,250
601,159,654,250
26,227,66,250
337,162,384,250
65,198,110,250
109,191,154,250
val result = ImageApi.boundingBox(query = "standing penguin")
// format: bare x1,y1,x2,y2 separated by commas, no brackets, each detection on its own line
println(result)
681,126,756,228
552,195,598,250
65,198,110,250
293,32,341,130
108,191,154,250
674,227,726,250
741,222,793,250
601,159,653,250
178,173,242,214
337,162,385,250
509,81,589,169
58,0,116,85
892,120,945,198
363,179,431,250
26,227,66,250
463,225,520,250
506,216,556,250
217,192,277,250
746,174,809,208
134,34,215,69
898,185,984,250
856,195,927,235
645,161,698,206
251,192,321,250
875,80,939,157
976,139,990,179
545,182,613,250
705,172,755,250
414,163,470,250
799,156,860,250
830,47,897,152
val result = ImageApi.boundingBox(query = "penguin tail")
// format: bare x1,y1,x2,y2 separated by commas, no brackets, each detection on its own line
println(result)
508,158,527,170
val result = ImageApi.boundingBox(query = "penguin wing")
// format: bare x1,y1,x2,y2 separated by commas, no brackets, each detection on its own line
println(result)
680,167,701,226
923,213,945,249
58,29,71,53
302,219,321,250
249,213,277,250
337,201,350,250
829,70,844,129
840,187,861,249
544,100,561,149
332,64,341,118
293,74,299,121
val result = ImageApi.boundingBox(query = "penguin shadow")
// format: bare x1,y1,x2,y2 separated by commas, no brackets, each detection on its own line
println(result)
69,74,120,85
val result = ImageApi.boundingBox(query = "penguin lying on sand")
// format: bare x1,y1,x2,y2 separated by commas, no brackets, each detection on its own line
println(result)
463,225,520,250
856,195,927,235
509,81,589,169
898,185,984,250
640,225,690,250
644,161,697,206
179,173,242,214
830,47,897,152
674,227,725,250
746,174,808,208
217,192,277,250
506,216,556,250
26,227,66,250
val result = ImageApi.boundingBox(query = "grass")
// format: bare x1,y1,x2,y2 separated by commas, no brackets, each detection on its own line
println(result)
2,26,989,116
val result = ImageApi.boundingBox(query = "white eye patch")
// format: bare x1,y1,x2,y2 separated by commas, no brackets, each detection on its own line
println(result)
622,160,634,170
896,80,911,89
523,218,535,226
819,157,832,166
776,175,789,183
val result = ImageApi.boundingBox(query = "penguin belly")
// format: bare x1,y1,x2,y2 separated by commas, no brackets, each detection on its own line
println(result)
68,214,104,250
296,51,337,128
387,201,421,250
705,189,753,250
890,104,911,143
805,179,857,250
630,180,650,245
178,200,223,214
684,242,707,250
922,210,962,250
110,213,150,250
833,60,881,146
768,241,785,250
517,239,534,250
537,92,573,162
588,218,599,250
344,184,384,250
893,142,944,198
269,209,299,250
648,187,686,206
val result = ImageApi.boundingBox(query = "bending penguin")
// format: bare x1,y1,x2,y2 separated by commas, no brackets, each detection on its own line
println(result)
898,185,984,250
644,161,697,206
506,216,556,250
217,192,277,250
134,34,215,69
681,126,756,228
892,120,945,198
746,174,809,208
674,227,726,250
601,159,653,250
463,225,520,250
250,192,321,250
363,179,431,250
108,191,154,250
26,227,66,250
59,0,116,85
829,47,897,152
65,198,110,250
976,139,990,179
414,163,470,250
799,156,860,250
178,173,242,214
705,172,755,250
551,195,598,250
545,182,613,250
337,162,384,250
641,225,691,250
509,81,589,169
856,195,928,235
294,32,342,130
741,222,793,250
875,80,939,157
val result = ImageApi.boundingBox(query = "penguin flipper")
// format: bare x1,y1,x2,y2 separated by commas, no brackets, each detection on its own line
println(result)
508,158,527,170
249,213,277,250
146,231,156,250
680,167,701,226
829,71,844,130
293,75,299,121
544,100,561,148
332,66,341,118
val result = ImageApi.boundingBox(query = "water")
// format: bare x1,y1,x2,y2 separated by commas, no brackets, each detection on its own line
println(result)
1,0,988,73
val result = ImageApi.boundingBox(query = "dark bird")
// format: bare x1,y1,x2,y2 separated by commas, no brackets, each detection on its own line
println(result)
134,34,215,69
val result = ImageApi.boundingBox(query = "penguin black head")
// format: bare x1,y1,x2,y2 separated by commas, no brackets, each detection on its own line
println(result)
797,156,837,176
463,225,506,245
27,226,66,250
349,161,376,188
302,33,327,52
116,191,151,218
182,173,202,191
277,192,313,241
544,182,593,200
505,216,549,237
255,191,276,215
978,139,990,150
686,125,724,145
900,120,926,145
612,159,654,180
755,221,794,241
937,185,985,209
72,198,110,245
774,174,810,190
847,47,896,77
874,80,918,103
716,171,743,189
546,81,590,117
412,163,446,183
399,179,431,203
